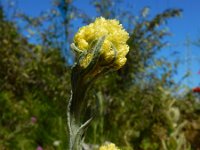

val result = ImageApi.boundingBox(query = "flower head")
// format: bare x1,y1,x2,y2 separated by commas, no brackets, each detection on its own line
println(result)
74,17,129,70
31,116,37,124
99,143,120,150
192,87,200,93
36,146,43,150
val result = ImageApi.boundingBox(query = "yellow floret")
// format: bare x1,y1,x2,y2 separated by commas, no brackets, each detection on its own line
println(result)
74,17,129,69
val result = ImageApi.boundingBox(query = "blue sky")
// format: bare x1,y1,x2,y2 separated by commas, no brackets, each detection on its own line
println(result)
3,0,200,88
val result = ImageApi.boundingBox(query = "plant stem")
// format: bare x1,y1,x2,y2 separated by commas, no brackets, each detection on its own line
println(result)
67,90,93,150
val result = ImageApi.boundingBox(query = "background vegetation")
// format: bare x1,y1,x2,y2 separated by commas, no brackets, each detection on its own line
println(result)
0,0,200,149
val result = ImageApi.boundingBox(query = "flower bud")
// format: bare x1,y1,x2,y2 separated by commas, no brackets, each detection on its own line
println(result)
99,143,120,150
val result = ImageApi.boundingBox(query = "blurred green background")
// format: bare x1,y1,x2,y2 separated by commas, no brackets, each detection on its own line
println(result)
0,0,200,149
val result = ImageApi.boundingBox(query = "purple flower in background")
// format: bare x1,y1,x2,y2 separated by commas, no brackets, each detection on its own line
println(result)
36,146,43,150
31,116,37,124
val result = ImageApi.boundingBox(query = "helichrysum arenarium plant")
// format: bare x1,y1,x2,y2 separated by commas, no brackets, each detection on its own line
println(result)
67,17,129,150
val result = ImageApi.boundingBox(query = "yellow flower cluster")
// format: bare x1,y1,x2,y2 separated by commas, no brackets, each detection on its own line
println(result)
99,143,120,150
74,17,129,70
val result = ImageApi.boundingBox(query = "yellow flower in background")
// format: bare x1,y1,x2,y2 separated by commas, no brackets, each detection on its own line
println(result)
99,143,121,150
74,17,129,70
